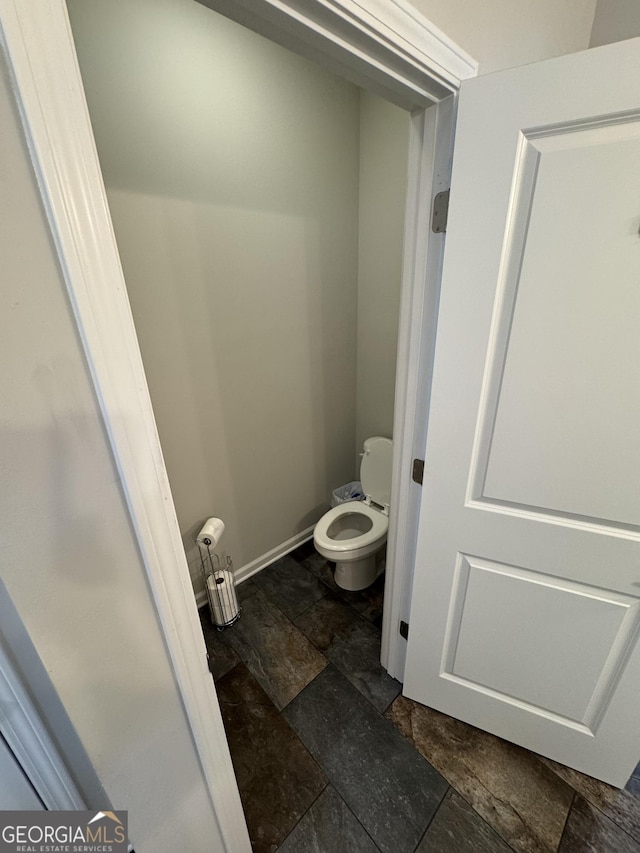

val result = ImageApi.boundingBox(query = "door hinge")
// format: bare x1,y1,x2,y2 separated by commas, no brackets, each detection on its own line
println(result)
399,620,409,640
412,458,424,485
431,189,450,233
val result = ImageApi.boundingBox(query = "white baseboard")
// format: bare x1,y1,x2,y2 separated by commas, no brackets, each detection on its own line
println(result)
196,526,315,609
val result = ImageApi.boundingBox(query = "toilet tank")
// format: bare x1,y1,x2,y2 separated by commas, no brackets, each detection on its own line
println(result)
360,437,393,511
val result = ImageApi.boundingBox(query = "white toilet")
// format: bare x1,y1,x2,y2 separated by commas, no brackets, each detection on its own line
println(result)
314,437,393,591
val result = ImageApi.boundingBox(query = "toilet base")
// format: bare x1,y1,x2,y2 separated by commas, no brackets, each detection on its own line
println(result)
334,547,385,592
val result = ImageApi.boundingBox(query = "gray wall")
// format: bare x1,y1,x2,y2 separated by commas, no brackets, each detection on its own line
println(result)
356,91,409,449
68,0,361,586
0,49,224,852
590,0,640,45
406,0,597,72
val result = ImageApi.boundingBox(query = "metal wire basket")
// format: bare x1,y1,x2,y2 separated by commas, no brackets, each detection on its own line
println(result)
199,547,240,630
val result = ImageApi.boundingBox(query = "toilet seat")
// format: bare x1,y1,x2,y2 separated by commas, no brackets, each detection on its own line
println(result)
314,502,388,555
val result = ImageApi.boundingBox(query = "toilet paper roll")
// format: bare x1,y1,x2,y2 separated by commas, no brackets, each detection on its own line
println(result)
197,517,225,551
207,570,239,627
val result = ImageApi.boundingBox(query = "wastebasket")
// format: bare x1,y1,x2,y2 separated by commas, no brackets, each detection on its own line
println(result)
330,480,364,508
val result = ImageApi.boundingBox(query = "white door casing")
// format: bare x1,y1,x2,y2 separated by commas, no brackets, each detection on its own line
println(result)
404,37,640,787
0,735,44,810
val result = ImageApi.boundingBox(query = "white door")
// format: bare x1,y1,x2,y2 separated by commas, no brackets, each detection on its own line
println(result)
403,36,640,787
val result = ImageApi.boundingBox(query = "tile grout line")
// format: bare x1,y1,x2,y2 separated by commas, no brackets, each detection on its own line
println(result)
215,555,399,724
294,552,385,625
278,659,330,715
273,780,330,852
382,711,527,853
289,587,328,623
256,553,396,718
585,795,640,848
556,790,576,852
532,754,640,850
338,788,387,853
255,555,329,625
410,784,451,853
243,576,334,716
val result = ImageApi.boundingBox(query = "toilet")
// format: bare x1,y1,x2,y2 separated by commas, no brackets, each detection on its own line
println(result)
314,437,393,591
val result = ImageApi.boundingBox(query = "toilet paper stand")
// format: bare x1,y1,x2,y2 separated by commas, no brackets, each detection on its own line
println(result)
198,547,240,630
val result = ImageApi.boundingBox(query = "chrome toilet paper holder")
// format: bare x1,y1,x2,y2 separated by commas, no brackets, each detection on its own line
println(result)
198,547,240,630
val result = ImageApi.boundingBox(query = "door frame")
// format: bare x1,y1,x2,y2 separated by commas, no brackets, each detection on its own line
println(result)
0,581,86,811
0,0,475,848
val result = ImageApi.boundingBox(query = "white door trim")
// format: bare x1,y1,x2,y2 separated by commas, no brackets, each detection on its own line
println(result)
197,0,476,107
0,0,475,847
382,93,457,677
0,577,114,815
0,629,85,811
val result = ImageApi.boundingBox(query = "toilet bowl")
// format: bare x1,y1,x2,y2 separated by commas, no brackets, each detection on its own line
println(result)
314,437,393,591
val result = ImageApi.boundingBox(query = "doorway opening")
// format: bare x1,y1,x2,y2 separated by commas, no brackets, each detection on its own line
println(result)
63,2,426,848
67,0,411,624
64,3,420,845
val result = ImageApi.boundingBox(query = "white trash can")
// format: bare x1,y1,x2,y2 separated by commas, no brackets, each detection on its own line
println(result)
330,481,364,508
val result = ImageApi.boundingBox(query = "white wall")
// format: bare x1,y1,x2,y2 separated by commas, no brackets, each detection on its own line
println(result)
590,0,640,45
68,0,360,589
356,91,409,449
0,48,224,853
406,0,597,72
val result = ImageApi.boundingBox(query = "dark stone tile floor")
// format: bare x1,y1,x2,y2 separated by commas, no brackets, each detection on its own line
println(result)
416,790,513,853
386,696,574,853
278,785,378,853
221,589,326,710
284,665,447,853
294,593,401,712
200,542,640,853
216,662,326,852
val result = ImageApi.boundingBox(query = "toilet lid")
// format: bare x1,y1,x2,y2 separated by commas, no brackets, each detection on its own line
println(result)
360,436,393,508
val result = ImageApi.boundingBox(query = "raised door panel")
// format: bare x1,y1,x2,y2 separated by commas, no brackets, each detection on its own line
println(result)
443,554,640,730
475,119,640,526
